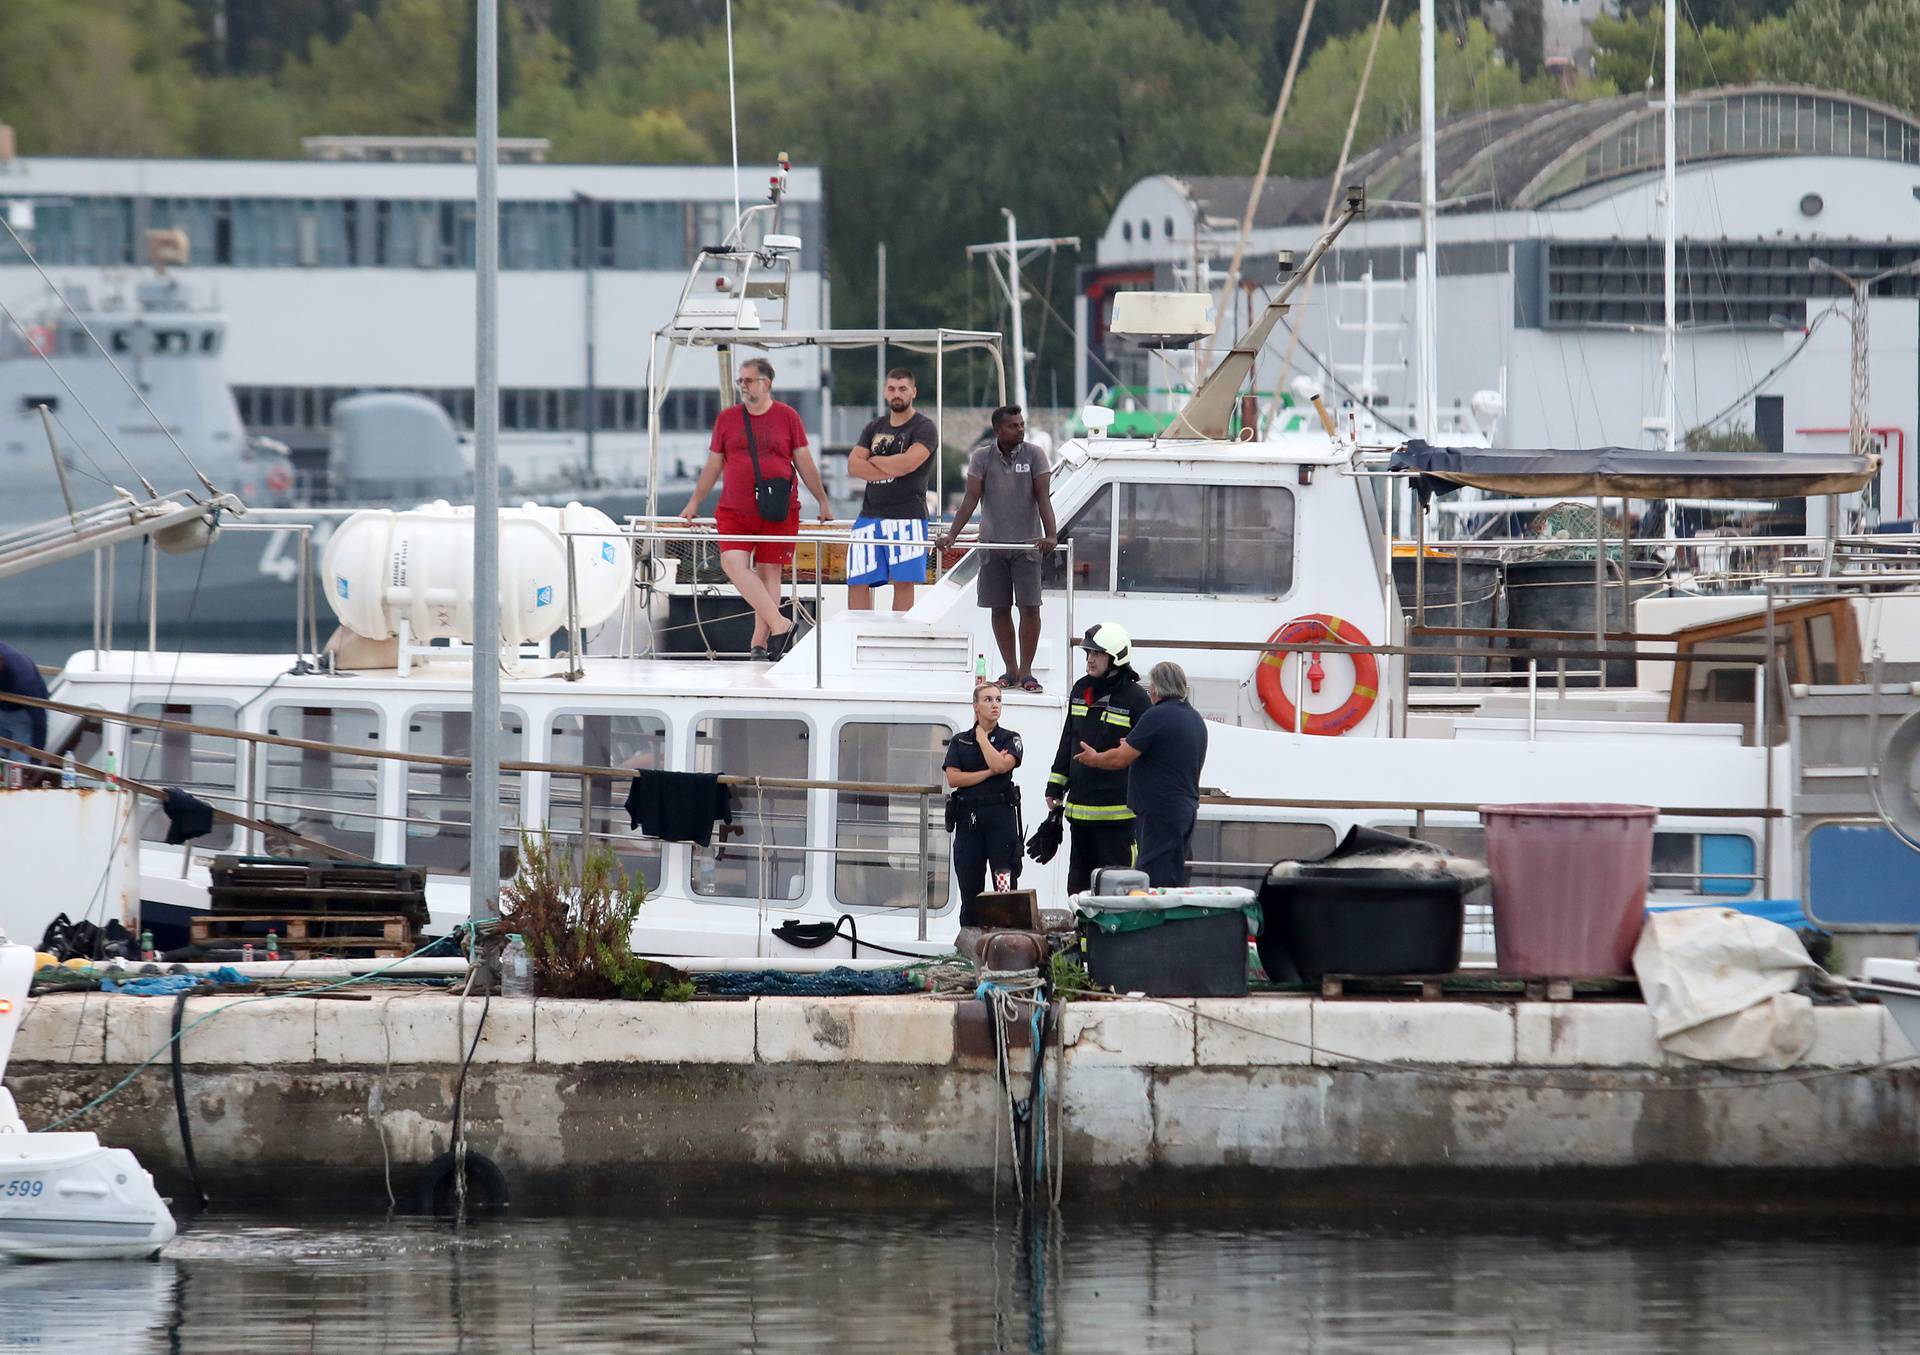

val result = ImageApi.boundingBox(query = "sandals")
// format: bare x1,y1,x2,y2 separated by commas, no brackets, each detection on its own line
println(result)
994,672,1019,689
750,644,770,662
1018,674,1044,694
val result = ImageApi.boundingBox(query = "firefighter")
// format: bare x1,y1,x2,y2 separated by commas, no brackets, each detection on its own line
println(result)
1046,622,1152,895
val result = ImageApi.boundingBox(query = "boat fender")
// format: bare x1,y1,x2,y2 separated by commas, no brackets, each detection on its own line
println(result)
1256,614,1379,736
416,1150,510,1216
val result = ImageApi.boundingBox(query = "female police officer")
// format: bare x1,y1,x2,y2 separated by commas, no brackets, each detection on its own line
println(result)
944,682,1024,909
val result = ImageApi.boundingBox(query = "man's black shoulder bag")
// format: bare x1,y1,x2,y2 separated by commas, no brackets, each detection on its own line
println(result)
740,404,793,523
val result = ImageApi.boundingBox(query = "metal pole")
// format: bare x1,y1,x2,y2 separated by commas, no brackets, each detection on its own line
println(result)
935,332,945,510
876,240,886,402
1593,492,1607,666
814,552,823,689
566,539,582,680
1063,539,1075,679
1527,658,1538,740
147,537,157,653
917,791,931,942
91,549,101,667
470,0,503,927
1416,0,1438,439
1004,209,1027,411
579,192,598,482
104,543,114,655
1661,0,1677,454
1295,642,1307,735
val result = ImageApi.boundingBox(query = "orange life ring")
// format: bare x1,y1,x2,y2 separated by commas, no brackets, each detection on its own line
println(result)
25,325,54,356
1256,613,1379,735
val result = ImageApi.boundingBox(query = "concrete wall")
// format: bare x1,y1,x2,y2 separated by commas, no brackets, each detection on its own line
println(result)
7,993,1914,1207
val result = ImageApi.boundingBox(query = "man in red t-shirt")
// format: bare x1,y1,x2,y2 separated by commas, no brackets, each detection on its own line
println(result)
679,357,833,658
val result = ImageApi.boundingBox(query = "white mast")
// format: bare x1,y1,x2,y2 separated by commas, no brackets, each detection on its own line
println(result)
1416,0,1439,440
1005,209,1026,410
1661,0,1678,452
470,0,501,923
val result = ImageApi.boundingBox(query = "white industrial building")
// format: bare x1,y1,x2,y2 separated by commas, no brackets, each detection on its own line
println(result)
0,139,829,486
1082,85,1920,525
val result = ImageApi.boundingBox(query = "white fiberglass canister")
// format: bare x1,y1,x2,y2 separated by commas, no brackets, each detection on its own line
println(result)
322,501,589,645
510,500,627,630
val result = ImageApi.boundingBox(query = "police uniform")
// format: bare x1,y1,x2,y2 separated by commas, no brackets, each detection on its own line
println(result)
1048,665,1152,894
944,724,1024,908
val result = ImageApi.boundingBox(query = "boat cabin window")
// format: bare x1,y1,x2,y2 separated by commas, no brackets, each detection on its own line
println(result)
832,721,953,910
691,717,809,901
128,701,239,850
1113,484,1296,597
153,330,191,355
547,712,669,890
1041,485,1113,592
1667,597,1858,741
404,708,524,877
1187,819,1336,887
260,705,381,859
1651,832,1756,897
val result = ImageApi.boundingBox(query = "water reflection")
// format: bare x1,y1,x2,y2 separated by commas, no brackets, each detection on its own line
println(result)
0,1208,1914,1352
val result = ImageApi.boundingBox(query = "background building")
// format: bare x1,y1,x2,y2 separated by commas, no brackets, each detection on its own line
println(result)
0,140,829,489
1083,85,1920,524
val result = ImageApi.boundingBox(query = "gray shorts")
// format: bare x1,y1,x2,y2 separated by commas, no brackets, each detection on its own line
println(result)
976,549,1043,609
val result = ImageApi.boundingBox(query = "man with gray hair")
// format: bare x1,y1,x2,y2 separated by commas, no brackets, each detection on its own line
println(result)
1073,660,1207,886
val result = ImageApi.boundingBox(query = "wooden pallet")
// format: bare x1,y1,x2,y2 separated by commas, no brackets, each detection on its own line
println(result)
1317,973,1641,1002
191,913,414,958
208,855,429,927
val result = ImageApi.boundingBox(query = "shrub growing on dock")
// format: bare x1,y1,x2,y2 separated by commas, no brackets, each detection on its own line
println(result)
500,833,693,1001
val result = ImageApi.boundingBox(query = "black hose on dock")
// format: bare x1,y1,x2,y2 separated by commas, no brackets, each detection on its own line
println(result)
170,990,209,1214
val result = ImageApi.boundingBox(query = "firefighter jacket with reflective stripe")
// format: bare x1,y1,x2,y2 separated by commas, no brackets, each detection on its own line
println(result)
1048,668,1151,820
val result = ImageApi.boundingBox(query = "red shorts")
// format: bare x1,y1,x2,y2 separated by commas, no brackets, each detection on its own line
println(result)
715,502,800,565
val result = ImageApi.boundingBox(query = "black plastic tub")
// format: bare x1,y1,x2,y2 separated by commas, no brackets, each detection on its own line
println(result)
1257,866,1468,985
1079,911,1249,998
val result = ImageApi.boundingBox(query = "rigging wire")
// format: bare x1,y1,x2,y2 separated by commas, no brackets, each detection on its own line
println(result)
0,214,219,496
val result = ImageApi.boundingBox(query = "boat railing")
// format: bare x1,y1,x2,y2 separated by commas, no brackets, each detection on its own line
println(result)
563,520,1078,692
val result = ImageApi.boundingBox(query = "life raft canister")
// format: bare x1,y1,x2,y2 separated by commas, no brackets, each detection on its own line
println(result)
1255,613,1379,735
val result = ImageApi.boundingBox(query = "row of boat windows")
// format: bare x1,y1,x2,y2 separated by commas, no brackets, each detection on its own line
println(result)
0,197,823,272
235,384,802,436
78,703,1755,903
1041,482,1298,598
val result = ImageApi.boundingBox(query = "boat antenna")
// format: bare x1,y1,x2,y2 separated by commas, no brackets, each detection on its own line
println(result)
725,0,741,231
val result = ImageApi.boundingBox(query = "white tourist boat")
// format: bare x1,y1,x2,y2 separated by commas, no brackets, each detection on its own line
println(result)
0,944,175,1261
31,182,1920,963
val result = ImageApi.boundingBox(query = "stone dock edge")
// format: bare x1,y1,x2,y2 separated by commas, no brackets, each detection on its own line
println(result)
7,994,1917,1209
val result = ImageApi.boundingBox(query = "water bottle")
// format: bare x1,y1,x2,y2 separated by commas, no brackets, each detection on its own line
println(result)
103,749,118,784
139,930,155,962
501,934,533,997
242,941,255,963
61,754,76,789
265,930,280,961
974,651,987,680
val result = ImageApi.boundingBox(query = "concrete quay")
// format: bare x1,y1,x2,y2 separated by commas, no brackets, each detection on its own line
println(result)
7,992,1916,1207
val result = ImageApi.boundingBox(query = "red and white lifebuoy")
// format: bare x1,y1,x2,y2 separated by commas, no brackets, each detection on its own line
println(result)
265,463,294,494
1256,613,1379,735
24,325,54,356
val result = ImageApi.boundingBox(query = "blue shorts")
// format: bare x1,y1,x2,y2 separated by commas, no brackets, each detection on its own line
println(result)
847,517,929,586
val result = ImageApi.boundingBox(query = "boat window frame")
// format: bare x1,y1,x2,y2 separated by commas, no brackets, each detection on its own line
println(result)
1185,814,1339,888
256,700,387,862
825,712,958,916
398,701,530,879
684,709,815,907
543,705,674,893
126,696,243,852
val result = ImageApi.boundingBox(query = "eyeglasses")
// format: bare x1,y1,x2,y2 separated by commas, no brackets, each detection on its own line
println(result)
735,376,768,389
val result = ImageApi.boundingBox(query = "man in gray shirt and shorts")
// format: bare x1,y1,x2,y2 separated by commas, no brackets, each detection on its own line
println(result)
937,406,1057,692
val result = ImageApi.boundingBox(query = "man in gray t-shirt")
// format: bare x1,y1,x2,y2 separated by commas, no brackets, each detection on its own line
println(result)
936,406,1058,692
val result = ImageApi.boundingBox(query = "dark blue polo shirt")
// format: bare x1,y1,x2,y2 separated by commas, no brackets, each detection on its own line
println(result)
1124,697,1206,819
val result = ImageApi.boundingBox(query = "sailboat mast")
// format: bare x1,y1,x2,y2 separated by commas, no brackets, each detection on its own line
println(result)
1417,0,1439,440
1662,0,1678,453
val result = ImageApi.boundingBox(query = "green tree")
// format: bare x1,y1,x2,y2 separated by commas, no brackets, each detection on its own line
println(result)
0,0,198,156
1504,0,1545,82
1756,0,1920,118
550,0,605,85
284,0,466,134
1589,8,1781,92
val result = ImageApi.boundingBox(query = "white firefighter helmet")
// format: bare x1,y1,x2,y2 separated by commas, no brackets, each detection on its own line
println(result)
1079,622,1132,667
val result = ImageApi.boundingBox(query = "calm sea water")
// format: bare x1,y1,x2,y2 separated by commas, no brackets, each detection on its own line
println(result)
1,1208,1917,1353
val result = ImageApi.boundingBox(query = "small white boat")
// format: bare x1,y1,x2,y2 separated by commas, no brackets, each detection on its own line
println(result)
1853,957,1920,1059
0,944,175,1261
